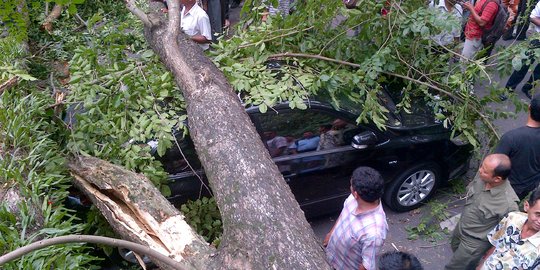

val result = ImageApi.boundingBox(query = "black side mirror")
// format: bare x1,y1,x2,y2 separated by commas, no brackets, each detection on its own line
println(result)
351,131,378,149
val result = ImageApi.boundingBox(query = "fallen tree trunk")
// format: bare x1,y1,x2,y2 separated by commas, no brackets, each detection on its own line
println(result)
119,0,331,268
68,156,215,269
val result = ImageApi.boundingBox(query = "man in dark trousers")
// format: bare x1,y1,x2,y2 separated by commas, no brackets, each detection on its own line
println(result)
495,94,540,199
445,154,519,270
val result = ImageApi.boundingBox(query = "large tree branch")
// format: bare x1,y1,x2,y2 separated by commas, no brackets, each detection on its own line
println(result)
165,0,181,37
68,156,214,269
42,3,63,33
267,52,500,140
0,235,186,269
125,0,152,26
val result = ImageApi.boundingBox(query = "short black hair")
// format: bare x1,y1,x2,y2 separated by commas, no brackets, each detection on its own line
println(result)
378,251,423,270
351,167,384,202
531,94,540,122
528,187,540,207
320,124,332,130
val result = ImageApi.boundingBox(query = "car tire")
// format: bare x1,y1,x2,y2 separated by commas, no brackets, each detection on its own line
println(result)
383,163,442,212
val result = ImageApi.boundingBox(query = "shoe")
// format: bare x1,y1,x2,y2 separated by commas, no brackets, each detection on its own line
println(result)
501,30,514,41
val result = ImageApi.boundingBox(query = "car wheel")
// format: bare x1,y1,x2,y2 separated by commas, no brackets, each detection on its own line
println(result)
384,163,441,212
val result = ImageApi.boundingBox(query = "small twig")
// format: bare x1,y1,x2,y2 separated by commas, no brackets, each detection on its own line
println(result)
419,241,448,248
46,102,64,109
49,72,58,97
0,77,19,95
391,242,399,251
319,18,375,55
238,26,314,49
75,13,87,26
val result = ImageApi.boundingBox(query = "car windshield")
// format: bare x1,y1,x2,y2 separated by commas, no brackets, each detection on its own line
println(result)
314,88,437,129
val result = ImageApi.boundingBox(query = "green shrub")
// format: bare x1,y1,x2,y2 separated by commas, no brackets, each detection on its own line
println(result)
180,197,223,247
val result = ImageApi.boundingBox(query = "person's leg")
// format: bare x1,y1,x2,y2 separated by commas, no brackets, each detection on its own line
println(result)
520,63,540,98
506,40,539,91
461,38,483,61
207,0,222,42
445,236,492,270
515,0,530,40
506,63,531,90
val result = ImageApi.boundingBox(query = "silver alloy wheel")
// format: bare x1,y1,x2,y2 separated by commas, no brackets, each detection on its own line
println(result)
396,169,436,207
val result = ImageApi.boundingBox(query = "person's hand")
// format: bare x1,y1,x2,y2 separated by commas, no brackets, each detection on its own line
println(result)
224,19,230,28
463,2,474,11
343,0,357,9
322,232,332,247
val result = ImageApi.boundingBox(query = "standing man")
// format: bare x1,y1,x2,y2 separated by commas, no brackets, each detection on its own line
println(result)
461,0,499,60
504,1,540,99
494,94,540,199
479,187,540,269
180,0,212,50
324,167,388,270
445,154,519,270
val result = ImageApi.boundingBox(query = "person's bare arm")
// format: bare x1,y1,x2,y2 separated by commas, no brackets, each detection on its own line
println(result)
463,2,489,27
323,211,343,247
191,34,210,44
531,17,540,27
358,264,367,270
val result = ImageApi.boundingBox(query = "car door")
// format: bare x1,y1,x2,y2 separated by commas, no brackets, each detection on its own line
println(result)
250,106,378,216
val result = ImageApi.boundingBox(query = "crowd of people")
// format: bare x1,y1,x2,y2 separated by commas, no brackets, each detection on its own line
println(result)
323,95,539,270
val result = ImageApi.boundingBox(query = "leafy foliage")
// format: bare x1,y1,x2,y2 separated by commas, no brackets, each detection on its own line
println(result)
0,88,100,269
180,197,223,247
406,200,449,241
64,14,186,192
213,0,529,147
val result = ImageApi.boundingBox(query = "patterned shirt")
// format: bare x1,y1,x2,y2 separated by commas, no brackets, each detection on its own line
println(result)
326,195,388,270
482,212,540,270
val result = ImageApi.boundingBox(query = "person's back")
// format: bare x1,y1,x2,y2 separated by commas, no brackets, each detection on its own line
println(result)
495,94,540,198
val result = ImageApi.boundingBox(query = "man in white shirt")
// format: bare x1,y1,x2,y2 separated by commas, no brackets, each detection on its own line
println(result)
429,0,463,46
181,0,212,50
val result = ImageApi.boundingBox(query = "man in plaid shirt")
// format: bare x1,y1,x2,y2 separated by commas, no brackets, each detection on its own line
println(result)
324,167,388,270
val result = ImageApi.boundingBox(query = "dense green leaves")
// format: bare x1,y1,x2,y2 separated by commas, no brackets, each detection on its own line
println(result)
213,0,528,146
0,89,99,269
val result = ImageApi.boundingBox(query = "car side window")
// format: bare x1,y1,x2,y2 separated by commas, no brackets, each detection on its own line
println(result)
256,109,357,157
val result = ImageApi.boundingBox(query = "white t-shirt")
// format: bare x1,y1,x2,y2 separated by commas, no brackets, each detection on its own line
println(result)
530,1,540,33
429,0,463,46
181,4,212,50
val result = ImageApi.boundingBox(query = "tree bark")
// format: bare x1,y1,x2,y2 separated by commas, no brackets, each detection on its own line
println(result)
42,4,63,34
126,0,331,268
68,156,215,269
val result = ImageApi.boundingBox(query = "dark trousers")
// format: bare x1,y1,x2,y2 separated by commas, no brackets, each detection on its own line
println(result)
445,226,492,270
505,39,540,92
512,0,532,39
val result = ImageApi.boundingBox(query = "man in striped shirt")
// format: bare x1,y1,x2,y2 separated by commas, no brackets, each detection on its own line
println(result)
324,167,388,270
